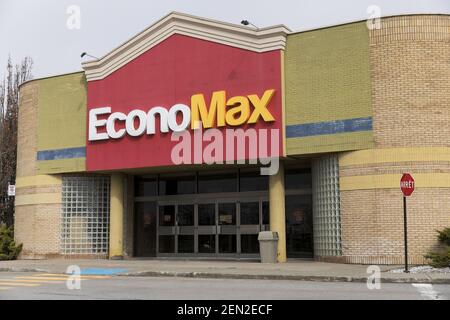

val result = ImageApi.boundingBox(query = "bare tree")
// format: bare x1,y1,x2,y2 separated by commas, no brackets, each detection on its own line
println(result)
0,56,33,226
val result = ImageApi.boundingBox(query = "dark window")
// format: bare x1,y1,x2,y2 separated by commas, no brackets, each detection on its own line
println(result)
285,168,312,190
219,235,236,253
218,203,236,225
239,170,268,192
134,176,157,197
159,174,195,195
134,201,157,257
198,171,237,193
286,195,313,257
159,205,175,226
178,235,194,253
262,201,269,225
158,235,175,253
198,235,215,253
198,204,215,225
178,205,194,226
241,235,259,254
240,202,259,225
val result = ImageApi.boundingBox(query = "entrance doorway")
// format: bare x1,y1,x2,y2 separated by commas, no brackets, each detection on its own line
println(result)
133,167,312,258
285,194,313,258
147,196,268,257
134,202,157,257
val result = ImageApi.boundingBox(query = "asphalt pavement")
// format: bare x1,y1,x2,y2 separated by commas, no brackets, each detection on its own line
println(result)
0,272,448,300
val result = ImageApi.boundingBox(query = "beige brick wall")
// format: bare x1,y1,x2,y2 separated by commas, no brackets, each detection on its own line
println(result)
340,184,450,265
335,15,450,265
16,81,38,178
15,203,61,258
15,80,62,259
371,15,450,148
14,184,62,259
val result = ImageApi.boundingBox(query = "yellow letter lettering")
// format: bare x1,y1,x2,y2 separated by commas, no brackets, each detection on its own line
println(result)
247,89,276,124
225,96,250,126
191,91,226,129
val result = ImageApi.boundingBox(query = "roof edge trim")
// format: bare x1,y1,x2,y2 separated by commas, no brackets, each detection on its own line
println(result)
82,11,291,81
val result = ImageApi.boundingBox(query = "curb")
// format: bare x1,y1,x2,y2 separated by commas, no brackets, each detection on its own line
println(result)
121,271,354,282
119,270,450,284
0,267,49,273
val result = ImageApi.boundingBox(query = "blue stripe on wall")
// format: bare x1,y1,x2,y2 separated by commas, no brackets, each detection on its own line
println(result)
286,117,372,138
37,147,86,161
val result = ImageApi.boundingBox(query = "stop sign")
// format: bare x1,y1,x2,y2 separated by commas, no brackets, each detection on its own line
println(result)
400,173,415,196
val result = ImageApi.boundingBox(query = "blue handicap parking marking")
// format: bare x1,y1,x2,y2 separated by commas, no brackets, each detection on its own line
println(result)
80,268,127,275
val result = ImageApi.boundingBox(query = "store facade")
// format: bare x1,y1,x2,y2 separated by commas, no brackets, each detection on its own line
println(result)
14,13,450,264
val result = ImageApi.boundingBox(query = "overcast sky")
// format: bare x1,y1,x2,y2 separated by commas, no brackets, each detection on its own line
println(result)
1,0,449,80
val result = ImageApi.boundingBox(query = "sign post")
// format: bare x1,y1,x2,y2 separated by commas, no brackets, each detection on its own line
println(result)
400,173,415,273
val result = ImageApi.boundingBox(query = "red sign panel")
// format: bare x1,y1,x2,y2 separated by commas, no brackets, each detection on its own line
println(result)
86,34,283,171
400,173,415,196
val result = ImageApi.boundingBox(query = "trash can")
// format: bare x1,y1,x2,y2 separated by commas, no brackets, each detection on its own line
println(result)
258,231,279,263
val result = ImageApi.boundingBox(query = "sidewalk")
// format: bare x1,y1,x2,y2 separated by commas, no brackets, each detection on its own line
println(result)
1,258,449,284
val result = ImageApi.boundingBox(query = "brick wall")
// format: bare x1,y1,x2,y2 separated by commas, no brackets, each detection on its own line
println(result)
371,15,450,148
285,21,374,155
16,81,38,178
336,15,450,265
15,80,62,259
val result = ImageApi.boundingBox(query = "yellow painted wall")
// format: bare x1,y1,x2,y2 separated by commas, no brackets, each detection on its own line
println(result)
38,72,87,150
36,72,87,174
285,22,373,155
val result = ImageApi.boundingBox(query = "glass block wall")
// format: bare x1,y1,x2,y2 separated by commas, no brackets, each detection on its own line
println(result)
61,176,110,255
312,154,342,256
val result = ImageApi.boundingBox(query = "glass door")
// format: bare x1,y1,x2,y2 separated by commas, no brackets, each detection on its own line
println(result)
286,195,313,257
134,202,157,257
217,202,237,255
177,204,195,254
239,200,262,255
155,197,267,257
158,204,176,254
157,202,195,255
197,203,216,255
197,201,238,256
